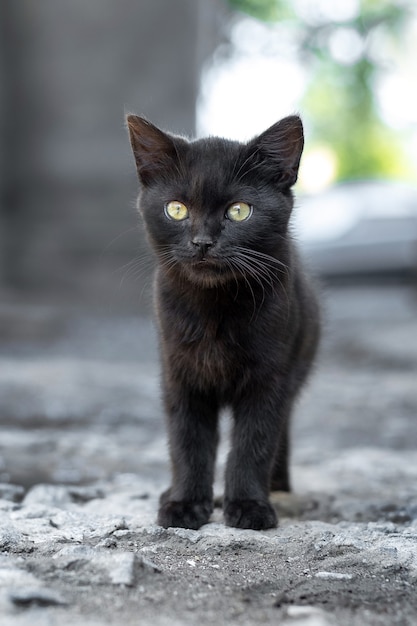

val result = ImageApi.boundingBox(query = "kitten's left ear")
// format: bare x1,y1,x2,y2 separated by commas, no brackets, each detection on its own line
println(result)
249,115,304,188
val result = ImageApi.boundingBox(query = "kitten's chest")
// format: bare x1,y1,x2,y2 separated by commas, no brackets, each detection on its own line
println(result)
158,290,251,391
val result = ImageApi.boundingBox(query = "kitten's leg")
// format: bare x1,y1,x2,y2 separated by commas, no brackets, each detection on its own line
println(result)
158,389,219,530
270,415,291,492
270,364,312,492
224,388,292,530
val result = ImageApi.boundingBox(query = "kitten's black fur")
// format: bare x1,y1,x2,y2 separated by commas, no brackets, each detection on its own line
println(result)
127,114,320,531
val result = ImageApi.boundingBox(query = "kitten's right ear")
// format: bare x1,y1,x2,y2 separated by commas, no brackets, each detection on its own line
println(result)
126,115,180,186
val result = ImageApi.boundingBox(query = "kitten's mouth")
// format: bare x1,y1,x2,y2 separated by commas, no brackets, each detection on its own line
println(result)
186,258,230,285
195,258,217,266
192,258,223,271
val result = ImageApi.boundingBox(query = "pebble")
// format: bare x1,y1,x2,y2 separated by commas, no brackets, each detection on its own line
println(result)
108,552,136,586
53,544,96,562
9,587,68,608
67,486,105,503
285,605,332,625
139,556,162,573
23,485,73,508
0,527,25,551
0,484,25,503
53,545,161,586
168,527,202,543
315,571,353,581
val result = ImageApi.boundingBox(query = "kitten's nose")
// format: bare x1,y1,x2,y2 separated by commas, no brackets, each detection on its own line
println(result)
191,237,214,255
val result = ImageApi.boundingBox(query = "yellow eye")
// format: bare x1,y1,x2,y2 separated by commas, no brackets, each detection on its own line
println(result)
226,202,253,222
165,201,189,221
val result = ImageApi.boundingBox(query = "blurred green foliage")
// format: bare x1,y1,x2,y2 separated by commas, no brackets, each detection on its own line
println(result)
225,0,413,181
227,0,290,22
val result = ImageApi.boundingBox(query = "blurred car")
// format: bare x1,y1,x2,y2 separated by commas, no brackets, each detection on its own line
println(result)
294,180,417,278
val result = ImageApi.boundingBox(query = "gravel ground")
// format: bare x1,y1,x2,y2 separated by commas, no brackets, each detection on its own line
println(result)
0,283,417,626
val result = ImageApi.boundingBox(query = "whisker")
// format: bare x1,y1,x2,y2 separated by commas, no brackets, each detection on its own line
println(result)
229,246,291,318
119,260,154,288
113,253,151,276
233,253,276,291
234,250,287,290
100,226,141,257
235,246,290,275
249,255,290,314
223,259,240,301
236,247,291,293
237,261,266,317
229,258,258,322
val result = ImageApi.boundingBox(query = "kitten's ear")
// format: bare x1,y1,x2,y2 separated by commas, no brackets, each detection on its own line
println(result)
126,115,181,186
249,115,304,188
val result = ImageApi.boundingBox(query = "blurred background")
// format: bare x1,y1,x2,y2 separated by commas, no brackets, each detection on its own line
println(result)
0,0,417,489
1,0,416,313
0,0,225,311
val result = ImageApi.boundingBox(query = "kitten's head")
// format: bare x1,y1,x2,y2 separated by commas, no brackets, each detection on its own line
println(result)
127,115,303,287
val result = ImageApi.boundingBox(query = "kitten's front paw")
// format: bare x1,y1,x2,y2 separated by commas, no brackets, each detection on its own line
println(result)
224,499,277,530
158,498,213,530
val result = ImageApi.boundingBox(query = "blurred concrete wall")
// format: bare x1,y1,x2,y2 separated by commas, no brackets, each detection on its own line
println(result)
0,0,227,309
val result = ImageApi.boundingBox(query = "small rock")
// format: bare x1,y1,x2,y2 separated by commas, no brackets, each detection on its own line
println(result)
0,500,15,513
90,518,128,539
113,529,130,538
10,504,57,520
67,486,105,503
139,525,168,539
0,484,25,503
315,571,353,581
168,527,202,543
0,527,25,551
97,552,161,586
330,532,365,553
284,605,332,625
108,552,136,586
23,485,72,508
53,544,96,563
9,587,68,608
287,606,327,617
53,547,161,586
95,537,117,549
139,556,162,573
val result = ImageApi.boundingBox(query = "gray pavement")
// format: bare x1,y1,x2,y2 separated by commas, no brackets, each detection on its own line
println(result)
0,284,417,625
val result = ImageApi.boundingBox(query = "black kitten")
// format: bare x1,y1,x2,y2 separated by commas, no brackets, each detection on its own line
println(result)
127,114,320,530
